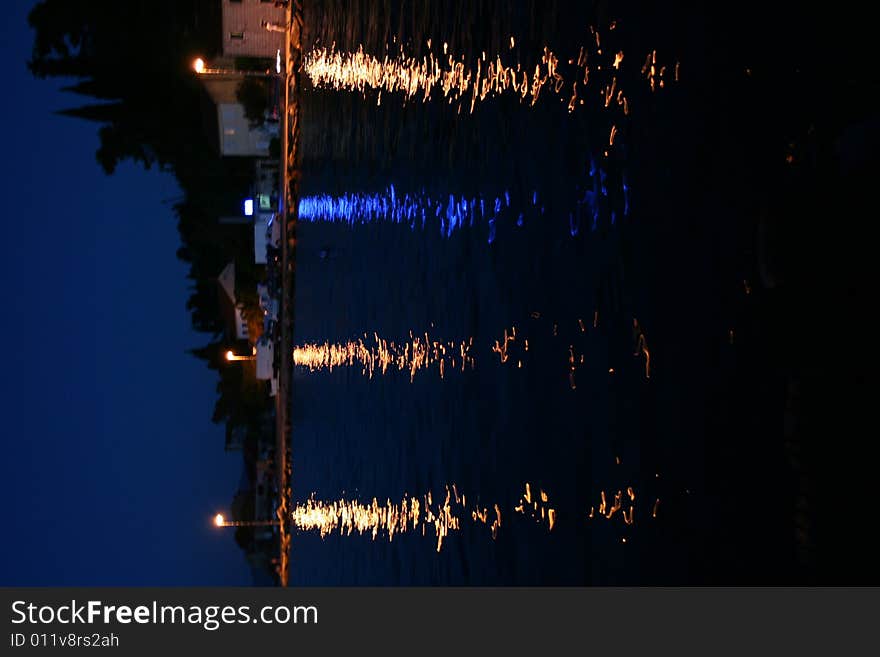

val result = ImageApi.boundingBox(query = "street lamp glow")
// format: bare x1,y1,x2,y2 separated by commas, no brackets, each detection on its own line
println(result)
226,349,256,362
211,512,280,529
193,58,206,74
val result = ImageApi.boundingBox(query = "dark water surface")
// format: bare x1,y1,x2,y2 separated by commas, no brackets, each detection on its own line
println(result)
288,0,874,584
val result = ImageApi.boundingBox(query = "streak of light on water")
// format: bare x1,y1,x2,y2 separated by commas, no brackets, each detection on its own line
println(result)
293,331,475,382
293,314,653,384
304,26,674,115
292,479,655,552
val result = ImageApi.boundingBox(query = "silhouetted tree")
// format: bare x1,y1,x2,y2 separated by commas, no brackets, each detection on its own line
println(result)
236,77,270,127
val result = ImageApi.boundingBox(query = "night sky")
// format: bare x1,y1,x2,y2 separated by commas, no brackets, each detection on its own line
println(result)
1,0,250,585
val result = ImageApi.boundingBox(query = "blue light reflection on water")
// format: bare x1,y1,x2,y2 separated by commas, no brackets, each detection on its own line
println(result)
298,184,541,243
298,165,629,243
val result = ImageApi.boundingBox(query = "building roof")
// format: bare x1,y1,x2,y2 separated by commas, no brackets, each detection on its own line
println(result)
217,261,249,341
218,261,237,304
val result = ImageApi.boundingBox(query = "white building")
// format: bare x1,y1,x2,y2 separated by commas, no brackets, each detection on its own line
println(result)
255,337,275,380
200,74,278,157
221,0,287,59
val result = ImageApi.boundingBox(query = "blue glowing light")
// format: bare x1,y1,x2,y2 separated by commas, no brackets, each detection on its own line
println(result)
298,165,629,243
298,187,536,242
244,198,254,216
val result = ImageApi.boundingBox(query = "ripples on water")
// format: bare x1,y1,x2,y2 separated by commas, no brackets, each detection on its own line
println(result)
301,22,671,240
299,184,544,241
304,26,674,115
288,1,716,585
293,331,475,381
291,479,657,552
297,167,629,242
293,315,651,385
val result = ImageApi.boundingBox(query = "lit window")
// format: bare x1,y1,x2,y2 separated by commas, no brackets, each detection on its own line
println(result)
230,32,244,40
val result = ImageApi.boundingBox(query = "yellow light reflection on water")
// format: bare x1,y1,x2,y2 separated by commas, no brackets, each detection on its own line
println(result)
291,313,656,388
514,483,557,532
304,27,673,115
293,332,475,382
291,478,657,552
290,485,492,552
304,43,563,113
